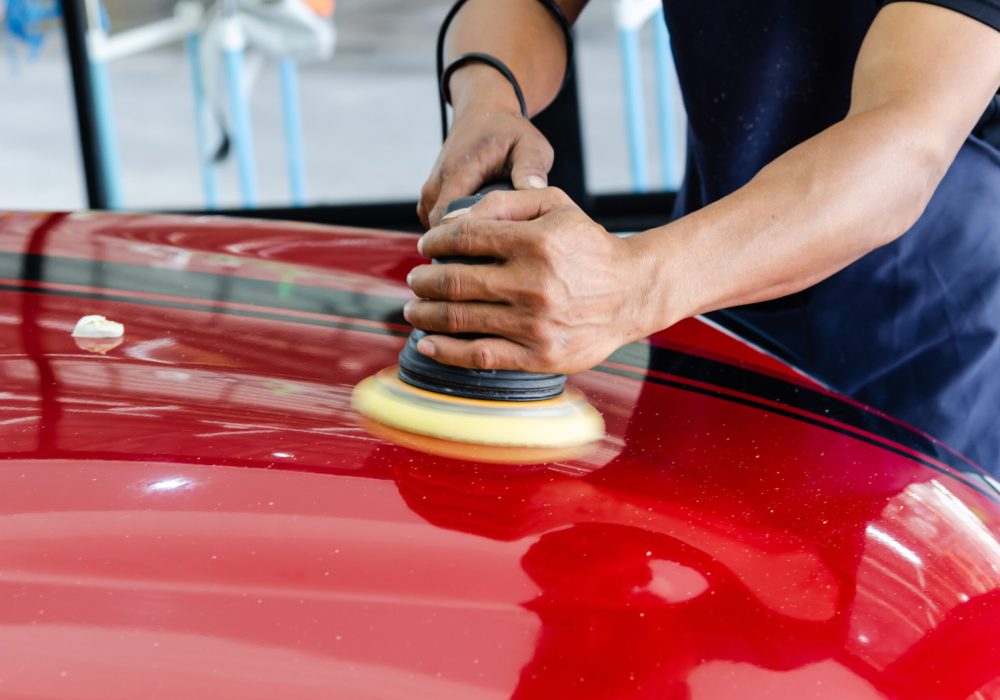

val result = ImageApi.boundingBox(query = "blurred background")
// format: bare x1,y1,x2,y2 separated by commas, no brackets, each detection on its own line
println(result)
0,0,685,214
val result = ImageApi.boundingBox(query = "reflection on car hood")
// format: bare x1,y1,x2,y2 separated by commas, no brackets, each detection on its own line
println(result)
1,211,998,699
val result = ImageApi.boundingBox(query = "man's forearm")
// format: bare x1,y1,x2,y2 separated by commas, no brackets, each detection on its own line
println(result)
639,106,949,327
445,0,586,117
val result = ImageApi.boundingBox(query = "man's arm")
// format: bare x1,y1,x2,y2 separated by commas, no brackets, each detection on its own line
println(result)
418,0,588,227
645,1,1000,319
405,2,1000,373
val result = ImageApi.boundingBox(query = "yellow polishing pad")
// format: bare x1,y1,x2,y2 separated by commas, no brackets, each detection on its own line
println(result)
352,367,605,449
357,418,591,465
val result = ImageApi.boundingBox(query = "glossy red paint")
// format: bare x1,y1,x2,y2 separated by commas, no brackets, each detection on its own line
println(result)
0,211,998,699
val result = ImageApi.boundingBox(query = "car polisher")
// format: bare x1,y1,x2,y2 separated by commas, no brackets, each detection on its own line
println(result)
352,185,605,450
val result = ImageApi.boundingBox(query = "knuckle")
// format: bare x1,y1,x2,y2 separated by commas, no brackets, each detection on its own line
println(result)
523,317,549,344
480,190,503,208
531,233,561,262
470,344,495,370
546,186,569,204
452,219,476,253
534,332,564,364
534,344,555,368
536,231,557,256
523,231,547,256
419,178,436,202
519,345,544,372
444,304,468,333
537,277,564,312
541,139,554,160
443,267,464,299
525,321,559,360
532,137,555,166
522,285,551,313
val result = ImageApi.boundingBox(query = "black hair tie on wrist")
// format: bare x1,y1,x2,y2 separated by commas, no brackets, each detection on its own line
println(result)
436,0,575,141
441,52,529,128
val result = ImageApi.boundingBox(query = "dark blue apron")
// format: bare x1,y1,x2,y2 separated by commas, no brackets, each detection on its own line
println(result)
661,0,1000,473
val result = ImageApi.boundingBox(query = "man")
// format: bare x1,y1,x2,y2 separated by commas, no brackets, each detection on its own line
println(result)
403,0,1000,472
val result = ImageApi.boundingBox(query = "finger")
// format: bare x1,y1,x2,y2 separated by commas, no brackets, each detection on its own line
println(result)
427,165,496,228
407,263,510,302
462,186,573,224
417,169,435,228
403,300,522,337
509,132,554,192
419,218,527,259
415,334,535,372
417,151,450,229
416,197,431,230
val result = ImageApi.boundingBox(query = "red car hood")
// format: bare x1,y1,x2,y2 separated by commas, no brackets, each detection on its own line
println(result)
0,211,998,699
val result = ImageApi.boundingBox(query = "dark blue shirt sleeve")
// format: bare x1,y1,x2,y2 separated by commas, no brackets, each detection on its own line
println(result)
880,0,1000,33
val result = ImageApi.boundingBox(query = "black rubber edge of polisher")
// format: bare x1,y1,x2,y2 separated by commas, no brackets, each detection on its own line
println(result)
398,330,567,401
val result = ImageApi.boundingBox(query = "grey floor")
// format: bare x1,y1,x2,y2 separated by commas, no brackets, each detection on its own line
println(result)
0,0,681,213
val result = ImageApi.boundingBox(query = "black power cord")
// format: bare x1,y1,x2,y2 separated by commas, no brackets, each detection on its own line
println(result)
441,52,529,123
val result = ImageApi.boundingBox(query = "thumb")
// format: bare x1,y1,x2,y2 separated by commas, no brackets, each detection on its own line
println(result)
429,167,489,228
509,133,554,192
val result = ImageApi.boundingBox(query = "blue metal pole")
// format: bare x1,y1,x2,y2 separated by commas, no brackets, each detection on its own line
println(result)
279,58,307,206
652,8,681,189
185,34,218,209
88,58,123,208
619,26,649,192
224,45,257,207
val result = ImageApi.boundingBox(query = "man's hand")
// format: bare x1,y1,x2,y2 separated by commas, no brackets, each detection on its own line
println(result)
405,188,668,373
417,71,554,228
417,0,589,228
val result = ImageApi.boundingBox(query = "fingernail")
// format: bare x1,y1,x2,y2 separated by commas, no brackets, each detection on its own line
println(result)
442,207,471,222
406,269,414,286
403,301,413,321
417,338,436,357
525,175,547,190
417,236,426,256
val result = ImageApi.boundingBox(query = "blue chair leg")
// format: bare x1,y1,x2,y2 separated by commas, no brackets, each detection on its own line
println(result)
279,58,307,207
619,25,649,193
186,34,218,209
224,45,258,207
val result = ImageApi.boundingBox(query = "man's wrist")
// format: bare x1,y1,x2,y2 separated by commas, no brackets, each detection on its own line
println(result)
448,64,526,117
626,227,700,332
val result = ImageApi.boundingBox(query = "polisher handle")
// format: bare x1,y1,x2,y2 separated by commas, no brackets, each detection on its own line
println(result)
442,181,513,218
